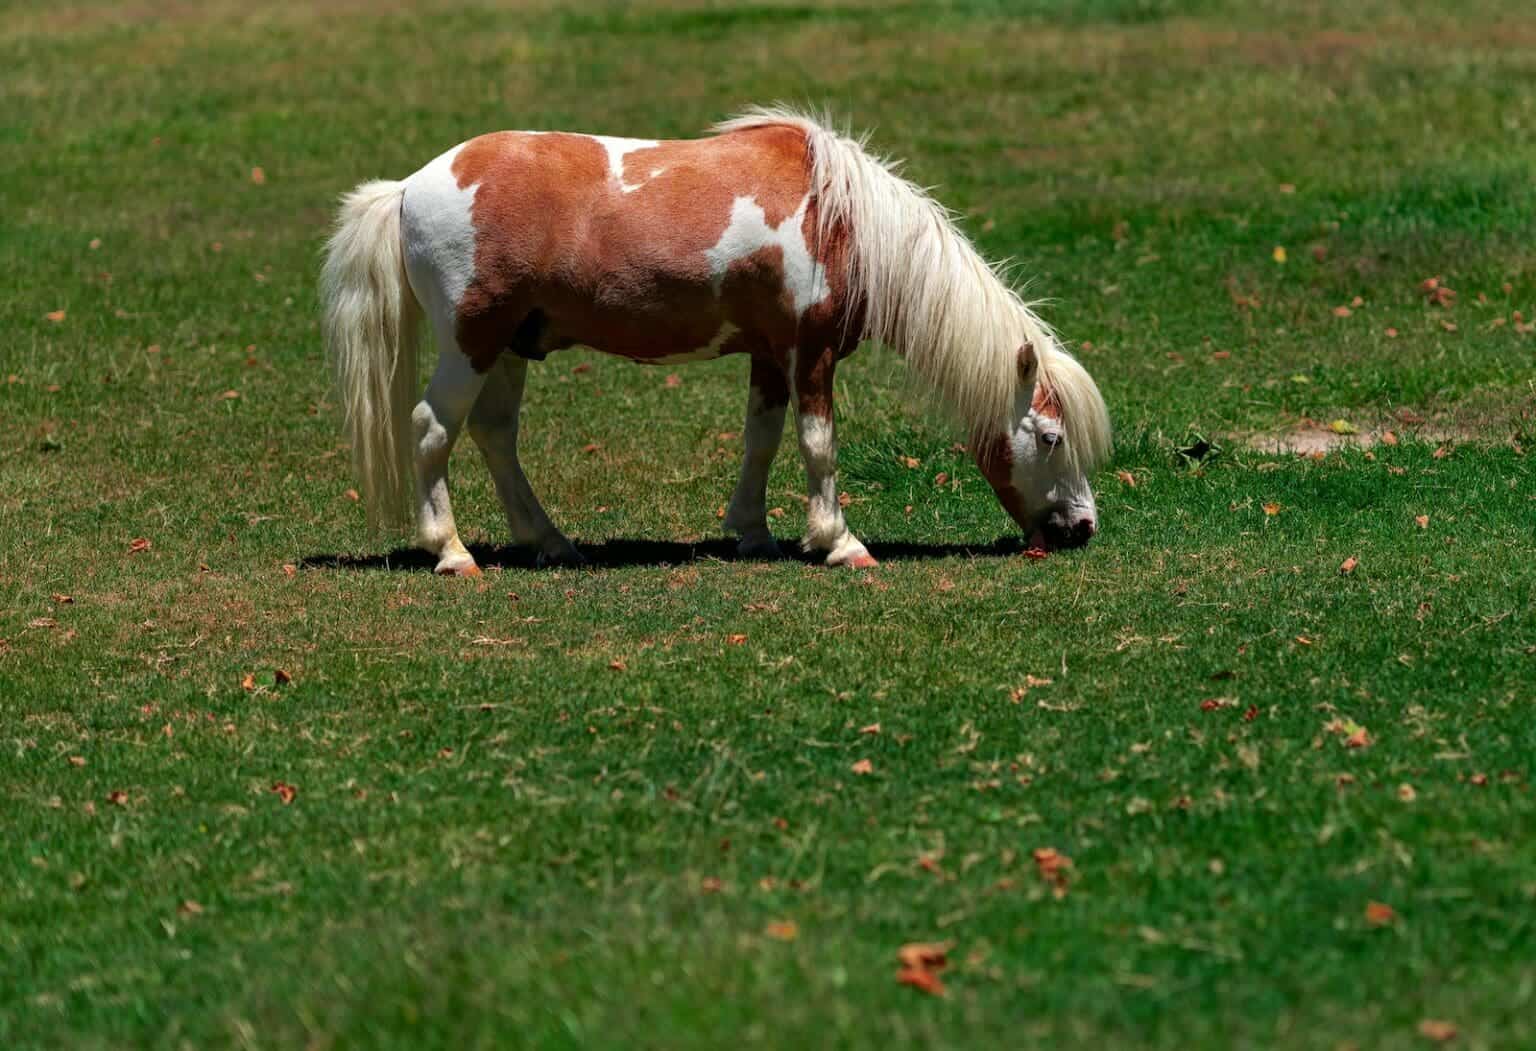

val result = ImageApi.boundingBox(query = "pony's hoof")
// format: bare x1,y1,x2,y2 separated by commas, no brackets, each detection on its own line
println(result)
736,537,785,560
825,544,878,569
434,557,482,577
536,543,587,569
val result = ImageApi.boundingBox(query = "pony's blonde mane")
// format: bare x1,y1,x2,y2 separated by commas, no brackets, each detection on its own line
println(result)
712,106,1111,474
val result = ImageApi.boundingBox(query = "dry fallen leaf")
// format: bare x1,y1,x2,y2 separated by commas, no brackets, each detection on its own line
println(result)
933,471,948,486
582,442,601,454
344,488,360,501
1345,726,1372,749
1417,1020,1457,1043
664,373,681,388
1333,305,1352,318
1272,246,1287,264
897,941,952,971
68,755,86,767
1116,469,1136,487
1415,514,1429,529
1024,547,1048,561
178,900,204,916
1263,502,1281,516
850,758,874,775
250,166,266,184
271,781,296,805
896,966,946,997
859,723,881,735
1033,847,1073,896
1365,901,1397,926
128,537,152,554
1339,556,1358,575
240,672,256,690
898,455,920,469
764,920,799,942
1385,326,1399,338
725,634,747,645
1398,783,1418,803
608,659,627,672
282,563,296,577
46,309,67,322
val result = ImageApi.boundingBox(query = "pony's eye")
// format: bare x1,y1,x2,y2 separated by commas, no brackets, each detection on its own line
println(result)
1040,432,1062,448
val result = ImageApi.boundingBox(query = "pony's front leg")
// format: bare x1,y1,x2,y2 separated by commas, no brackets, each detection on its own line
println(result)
723,357,788,559
413,342,488,576
792,348,876,568
467,355,584,567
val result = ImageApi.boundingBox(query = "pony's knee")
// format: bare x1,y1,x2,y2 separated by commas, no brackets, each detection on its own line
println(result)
796,414,837,474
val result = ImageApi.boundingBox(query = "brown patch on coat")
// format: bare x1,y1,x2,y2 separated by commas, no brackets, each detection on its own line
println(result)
975,438,1031,532
448,124,845,373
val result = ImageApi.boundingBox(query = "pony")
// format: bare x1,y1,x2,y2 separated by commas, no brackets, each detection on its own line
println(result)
322,107,1111,575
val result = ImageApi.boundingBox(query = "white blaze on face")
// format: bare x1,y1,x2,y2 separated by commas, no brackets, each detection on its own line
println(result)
400,141,481,322
588,135,662,194
704,195,830,317
1007,397,1097,535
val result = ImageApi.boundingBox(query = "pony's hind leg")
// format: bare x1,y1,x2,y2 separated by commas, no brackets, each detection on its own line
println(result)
413,339,487,576
467,355,584,567
792,348,876,569
723,357,789,559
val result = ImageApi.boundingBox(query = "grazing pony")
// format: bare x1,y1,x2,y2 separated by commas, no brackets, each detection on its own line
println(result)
322,107,1111,574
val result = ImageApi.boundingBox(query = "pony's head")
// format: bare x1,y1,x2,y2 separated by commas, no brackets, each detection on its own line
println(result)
975,340,1112,550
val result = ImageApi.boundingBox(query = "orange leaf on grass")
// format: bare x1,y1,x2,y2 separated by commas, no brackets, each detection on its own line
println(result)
1415,515,1429,529
764,920,799,942
1033,847,1073,896
1339,556,1358,575
1418,1020,1457,1043
896,967,946,997
1115,469,1136,487
128,537,152,554
271,781,296,805
725,634,747,645
859,723,881,735
850,758,874,775
897,941,952,972
46,309,67,322
1365,901,1397,926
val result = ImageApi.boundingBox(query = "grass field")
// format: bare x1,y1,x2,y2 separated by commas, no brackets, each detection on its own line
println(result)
3,1,1535,1047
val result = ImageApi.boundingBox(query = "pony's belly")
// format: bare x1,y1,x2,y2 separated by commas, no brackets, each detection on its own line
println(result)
552,312,748,365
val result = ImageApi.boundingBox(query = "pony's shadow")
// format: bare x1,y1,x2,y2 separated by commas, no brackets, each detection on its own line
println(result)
301,535,1030,572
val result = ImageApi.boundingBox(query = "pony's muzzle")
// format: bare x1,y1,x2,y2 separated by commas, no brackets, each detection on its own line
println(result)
1042,510,1096,549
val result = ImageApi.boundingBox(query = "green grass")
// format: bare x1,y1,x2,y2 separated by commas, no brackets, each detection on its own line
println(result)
3,1,1535,1047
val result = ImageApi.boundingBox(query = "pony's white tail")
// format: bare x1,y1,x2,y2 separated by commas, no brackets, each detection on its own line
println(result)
321,179,420,532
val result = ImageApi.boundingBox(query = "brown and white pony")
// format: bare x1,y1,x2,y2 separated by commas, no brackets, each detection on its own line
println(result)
322,107,1111,574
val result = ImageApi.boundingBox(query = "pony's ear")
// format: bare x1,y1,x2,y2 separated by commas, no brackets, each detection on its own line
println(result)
1016,341,1037,383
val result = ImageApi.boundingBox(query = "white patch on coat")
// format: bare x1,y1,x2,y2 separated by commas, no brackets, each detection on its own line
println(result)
588,135,661,193
400,141,480,323
649,321,740,365
704,195,829,316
